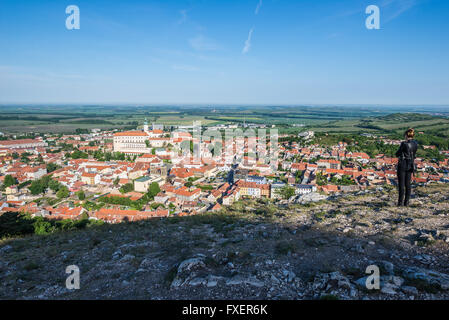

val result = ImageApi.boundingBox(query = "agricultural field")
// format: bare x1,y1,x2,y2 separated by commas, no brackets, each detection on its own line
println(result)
303,113,449,137
0,105,447,137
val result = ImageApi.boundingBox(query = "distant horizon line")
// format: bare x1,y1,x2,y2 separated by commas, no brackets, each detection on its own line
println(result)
0,103,448,108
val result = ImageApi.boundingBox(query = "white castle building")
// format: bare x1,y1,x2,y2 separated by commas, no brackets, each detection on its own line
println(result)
113,120,168,155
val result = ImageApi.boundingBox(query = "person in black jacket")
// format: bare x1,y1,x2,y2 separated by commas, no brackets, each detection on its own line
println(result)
395,128,418,206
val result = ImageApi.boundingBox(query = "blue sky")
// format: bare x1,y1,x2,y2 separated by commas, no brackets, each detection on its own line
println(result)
0,0,448,105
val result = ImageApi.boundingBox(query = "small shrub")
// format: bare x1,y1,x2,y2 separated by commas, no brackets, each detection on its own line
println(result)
314,211,326,221
164,265,178,286
24,262,40,271
275,240,297,255
405,279,440,294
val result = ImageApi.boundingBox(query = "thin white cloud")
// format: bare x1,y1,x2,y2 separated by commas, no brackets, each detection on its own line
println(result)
255,0,263,15
189,35,219,51
335,0,421,22
381,0,420,22
242,28,254,54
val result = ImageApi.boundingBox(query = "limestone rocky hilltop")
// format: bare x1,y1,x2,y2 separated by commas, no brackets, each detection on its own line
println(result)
1,183,449,300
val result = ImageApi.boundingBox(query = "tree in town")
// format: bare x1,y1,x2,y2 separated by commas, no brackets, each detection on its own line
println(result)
119,183,134,194
147,182,161,199
48,179,61,193
76,190,86,200
3,175,17,188
46,162,61,173
276,186,296,200
56,186,70,199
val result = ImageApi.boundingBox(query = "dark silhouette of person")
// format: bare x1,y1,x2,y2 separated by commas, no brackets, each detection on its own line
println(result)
395,128,418,206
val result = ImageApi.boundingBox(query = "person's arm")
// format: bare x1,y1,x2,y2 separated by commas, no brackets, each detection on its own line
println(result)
395,142,404,157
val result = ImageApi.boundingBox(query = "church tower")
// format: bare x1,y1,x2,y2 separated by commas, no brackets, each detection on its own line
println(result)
143,118,149,133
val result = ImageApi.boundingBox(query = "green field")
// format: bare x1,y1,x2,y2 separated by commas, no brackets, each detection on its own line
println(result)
0,105,448,139
0,109,220,133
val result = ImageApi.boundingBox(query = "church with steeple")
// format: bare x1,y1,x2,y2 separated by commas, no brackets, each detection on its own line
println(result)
143,118,149,133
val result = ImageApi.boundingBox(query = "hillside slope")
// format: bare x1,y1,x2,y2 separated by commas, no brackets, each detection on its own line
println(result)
1,184,449,300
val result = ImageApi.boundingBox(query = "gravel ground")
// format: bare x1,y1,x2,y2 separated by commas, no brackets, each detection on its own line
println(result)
1,183,449,300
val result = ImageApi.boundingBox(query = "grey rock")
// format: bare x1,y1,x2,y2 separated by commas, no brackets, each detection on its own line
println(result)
355,277,369,289
403,267,449,290
170,277,185,288
226,275,246,286
414,254,435,265
415,230,435,245
314,272,355,294
282,270,296,283
226,275,264,287
189,277,207,286
206,275,223,287
139,258,152,268
312,274,329,290
0,245,12,254
170,256,208,288
380,275,404,288
270,275,280,284
231,237,243,243
177,257,206,274
351,243,364,253
350,288,358,297
112,249,122,260
381,261,394,275
245,276,265,288
381,283,397,295
296,192,328,204
401,286,418,295
391,276,404,287
119,254,135,263
121,280,130,286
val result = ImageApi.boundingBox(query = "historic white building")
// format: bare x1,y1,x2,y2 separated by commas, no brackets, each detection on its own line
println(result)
113,120,170,155
113,130,152,155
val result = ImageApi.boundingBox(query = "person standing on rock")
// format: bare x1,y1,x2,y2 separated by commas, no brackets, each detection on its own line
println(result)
395,128,418,206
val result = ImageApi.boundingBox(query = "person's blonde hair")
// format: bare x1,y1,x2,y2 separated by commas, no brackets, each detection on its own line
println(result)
405,128,415,139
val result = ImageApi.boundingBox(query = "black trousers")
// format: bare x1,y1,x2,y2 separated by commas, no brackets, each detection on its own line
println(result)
397,168,413,206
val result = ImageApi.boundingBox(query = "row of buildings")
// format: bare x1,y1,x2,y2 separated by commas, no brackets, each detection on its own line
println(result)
0,123,448,223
